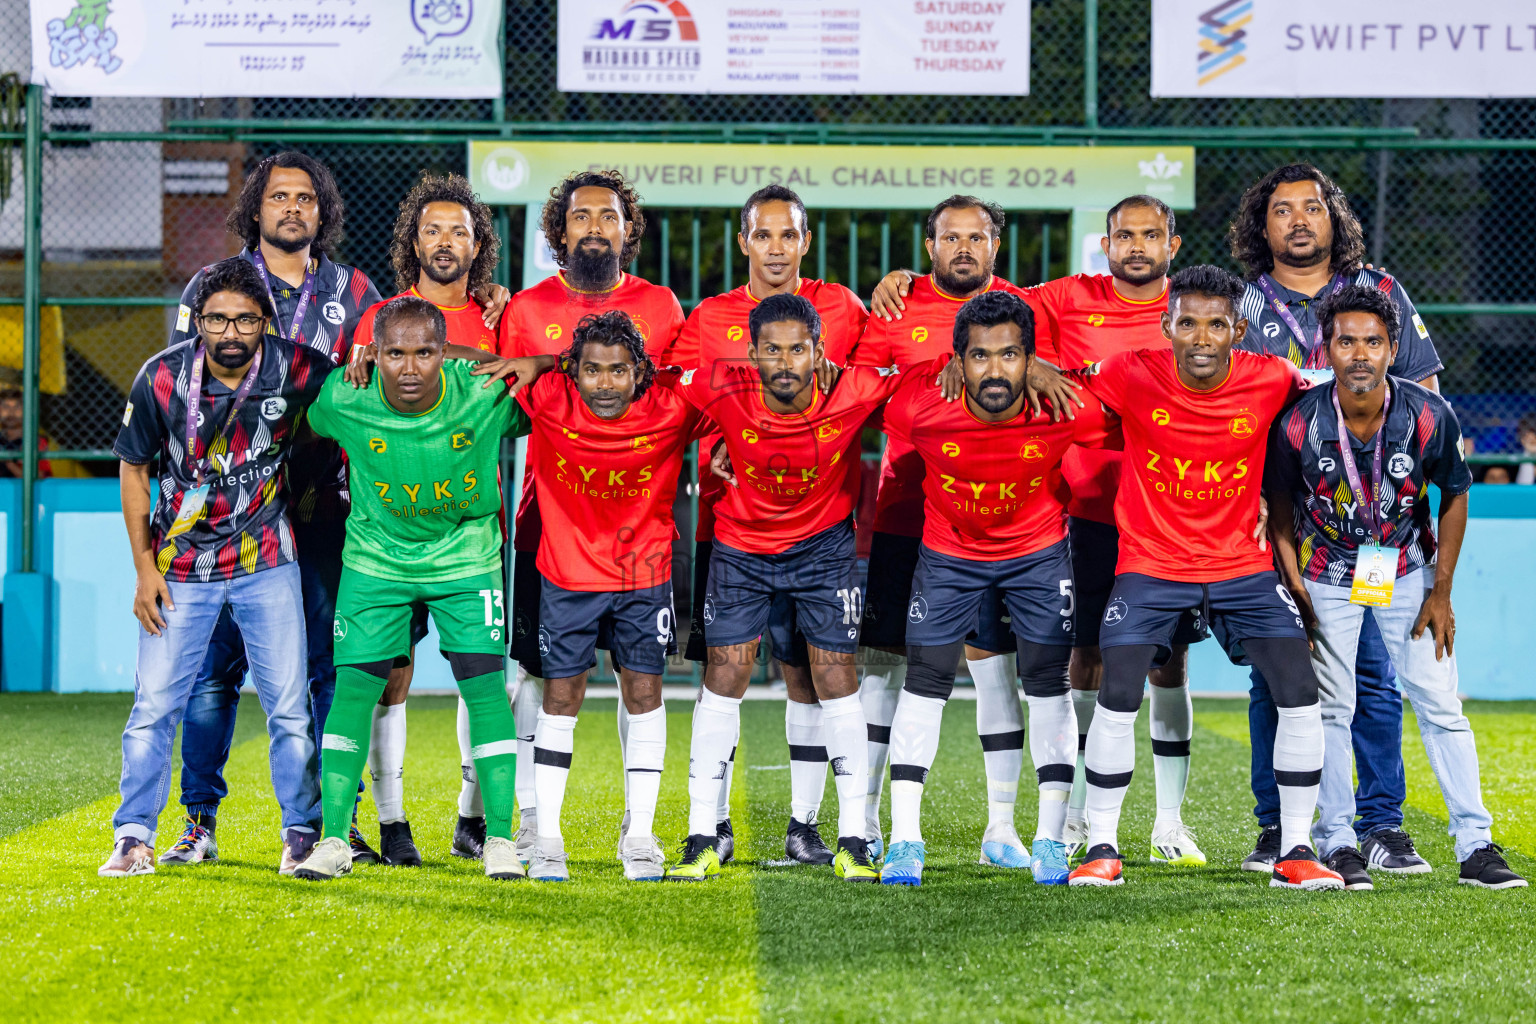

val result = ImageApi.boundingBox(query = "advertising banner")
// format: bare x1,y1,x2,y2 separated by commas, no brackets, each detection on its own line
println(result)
557,1,1029,95
1153,0,1536,97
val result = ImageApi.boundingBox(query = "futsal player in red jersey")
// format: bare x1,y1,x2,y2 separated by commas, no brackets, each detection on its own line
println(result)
664,293,901,883
848,195,1043,868
876,291,1116,887
515,311,710,884
1064,265,1343,892
497,169,685,861
671,184,868,866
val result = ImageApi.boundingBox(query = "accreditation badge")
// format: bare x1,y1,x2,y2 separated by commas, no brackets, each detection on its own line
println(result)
1349,544,1397,607
164,484,211,540
1299,368,1335,386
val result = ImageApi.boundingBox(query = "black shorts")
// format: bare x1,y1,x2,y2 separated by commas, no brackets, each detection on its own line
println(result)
1100,570,1305,665
906,539,1077,649
687,540,809,667
704,522,861,655
860,530,1014,653
538,578,675,678
510,548,546,677
1069,516,1206,649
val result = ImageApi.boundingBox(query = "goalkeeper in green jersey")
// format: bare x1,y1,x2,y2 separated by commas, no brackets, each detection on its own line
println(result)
294,294,548,881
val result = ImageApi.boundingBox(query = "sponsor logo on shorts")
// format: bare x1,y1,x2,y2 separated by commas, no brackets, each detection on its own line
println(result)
322,300,346,325
1229,412,1258,438
1062,619,1073,632
369,438,387,453
1103,598,1128,625
941,442,961,457
545,324,562,341
907,596,928,623
1151,408,1171,425
537,626,550,656
911,326,929,343
1387,452,1414,478
261,397,288,421
1087,314,1105,327
451,427,475,450
727,325,743,342
333,615,348,640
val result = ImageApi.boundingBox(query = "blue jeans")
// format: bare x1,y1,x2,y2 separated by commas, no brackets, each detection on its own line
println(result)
180,523,342,819
1248,611,1404,831
113,562,319,844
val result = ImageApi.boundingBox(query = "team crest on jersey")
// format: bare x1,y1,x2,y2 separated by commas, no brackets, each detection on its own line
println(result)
261,397,288,421
561,426,580,440
1151,408,1171,425
1229,412,1258,438
911,326,929,343
941,441,961,457
727,325,744,342
369,438,387,453
1388,452,1414,478
1019,439,1049,462
545,324,562,341
451,427,475,450
742,428,759,443
322,300,345,326
1087,314,1105,327
632,434,655,453
816,419,843,442
631,316,652,340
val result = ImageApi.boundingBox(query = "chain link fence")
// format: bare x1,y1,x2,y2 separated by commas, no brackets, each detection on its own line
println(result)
2,0,1534,476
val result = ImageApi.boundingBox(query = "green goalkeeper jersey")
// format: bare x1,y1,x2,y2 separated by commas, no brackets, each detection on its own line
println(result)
307,358,531,583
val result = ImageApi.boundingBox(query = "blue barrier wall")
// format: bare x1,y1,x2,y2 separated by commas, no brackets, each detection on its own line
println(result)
5,479,1535,697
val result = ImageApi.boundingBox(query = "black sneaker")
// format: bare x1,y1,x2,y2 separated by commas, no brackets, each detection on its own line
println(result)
348,825,380,864
715,818,735,864
451,815,486,860
1459,844,1529,889
785,817,834,865
1325,846,1374,891
1241,825,1282,872
1362,828,1432,874
379,820,423,867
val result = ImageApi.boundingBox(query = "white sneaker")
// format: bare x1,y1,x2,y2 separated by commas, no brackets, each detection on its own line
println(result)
1150,821,1207,867
529,836,569,882
293,836,352,881
621,834,667,881
614,808,632,861
513,812,537,865
1062,816,1090,862
978,822,1031,868
98,837,155,877
484,836,527,880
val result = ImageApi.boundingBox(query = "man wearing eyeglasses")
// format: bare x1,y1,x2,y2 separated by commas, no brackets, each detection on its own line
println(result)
101,257,337,877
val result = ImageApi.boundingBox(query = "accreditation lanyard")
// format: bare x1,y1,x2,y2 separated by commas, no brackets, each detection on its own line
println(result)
1257,274,1346,369
1333,382,1399,607
250,249,317,343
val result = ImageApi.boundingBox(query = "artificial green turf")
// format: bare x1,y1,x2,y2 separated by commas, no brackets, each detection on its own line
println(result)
1,695,1533,1023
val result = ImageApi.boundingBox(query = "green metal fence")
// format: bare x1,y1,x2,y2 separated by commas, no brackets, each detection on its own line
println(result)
3,0,1536,576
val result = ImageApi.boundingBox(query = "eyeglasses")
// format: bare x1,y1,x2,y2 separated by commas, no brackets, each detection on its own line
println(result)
198,314,266,335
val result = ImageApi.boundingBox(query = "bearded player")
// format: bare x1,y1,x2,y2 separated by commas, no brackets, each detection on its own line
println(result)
878,291,1114,886
295,296,543,882
670,184,868,866
519,311,709,882
850,195,1067,869
666,293,902,882
500,169,685,863
1065,266,1343,891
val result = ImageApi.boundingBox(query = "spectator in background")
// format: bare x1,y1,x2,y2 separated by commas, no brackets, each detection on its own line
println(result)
0,366,86,479
1479,465,1516,485
1516,414,1536,484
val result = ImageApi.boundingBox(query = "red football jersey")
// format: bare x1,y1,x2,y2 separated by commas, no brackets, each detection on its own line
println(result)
676,363,902,554
850,274,1029,538
884,357,1116,562
502,272,686,551
518,369,704,592
347,287,506,358
1081,348,1307,583
1023,273,1171,526
673,279,869,542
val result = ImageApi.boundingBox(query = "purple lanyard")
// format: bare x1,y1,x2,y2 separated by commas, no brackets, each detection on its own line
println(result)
185,343,263,487
1331,381,1392,545
1256,274,1346,369
249,249,317,344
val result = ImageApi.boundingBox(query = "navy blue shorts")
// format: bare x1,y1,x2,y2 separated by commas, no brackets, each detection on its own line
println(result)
1069,517,1206,648
538,577,675,678
1099,570,1305,665
688,540,809,667
704,522,861,655
860,530,1012,653
905,539,1077,649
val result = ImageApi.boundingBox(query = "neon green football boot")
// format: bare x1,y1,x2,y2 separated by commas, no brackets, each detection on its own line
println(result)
665,834,722,882
833,837,880,883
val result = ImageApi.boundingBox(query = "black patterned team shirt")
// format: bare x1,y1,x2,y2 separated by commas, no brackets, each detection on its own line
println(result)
114,338,333,582
1265,377,1472,586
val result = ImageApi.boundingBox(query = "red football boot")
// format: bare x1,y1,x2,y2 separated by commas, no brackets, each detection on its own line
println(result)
1271,845,1345,890
1068,843,1124,887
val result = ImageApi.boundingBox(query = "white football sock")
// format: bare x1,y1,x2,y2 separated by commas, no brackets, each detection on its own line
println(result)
887,691,945,845
971,654,1023,830
368,702,407,824
617,699,631,813
533,711,576,841
1149,683,1193,828
1084,705,1138,852
1068,688,1097,823
858,661,903,835
819,693,869,842
786,698,828,824
456,696,483,818
688,689,741,837
1274,702,1324,855
1025,692,1076,843
624,705,666,842
512,666,542,822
